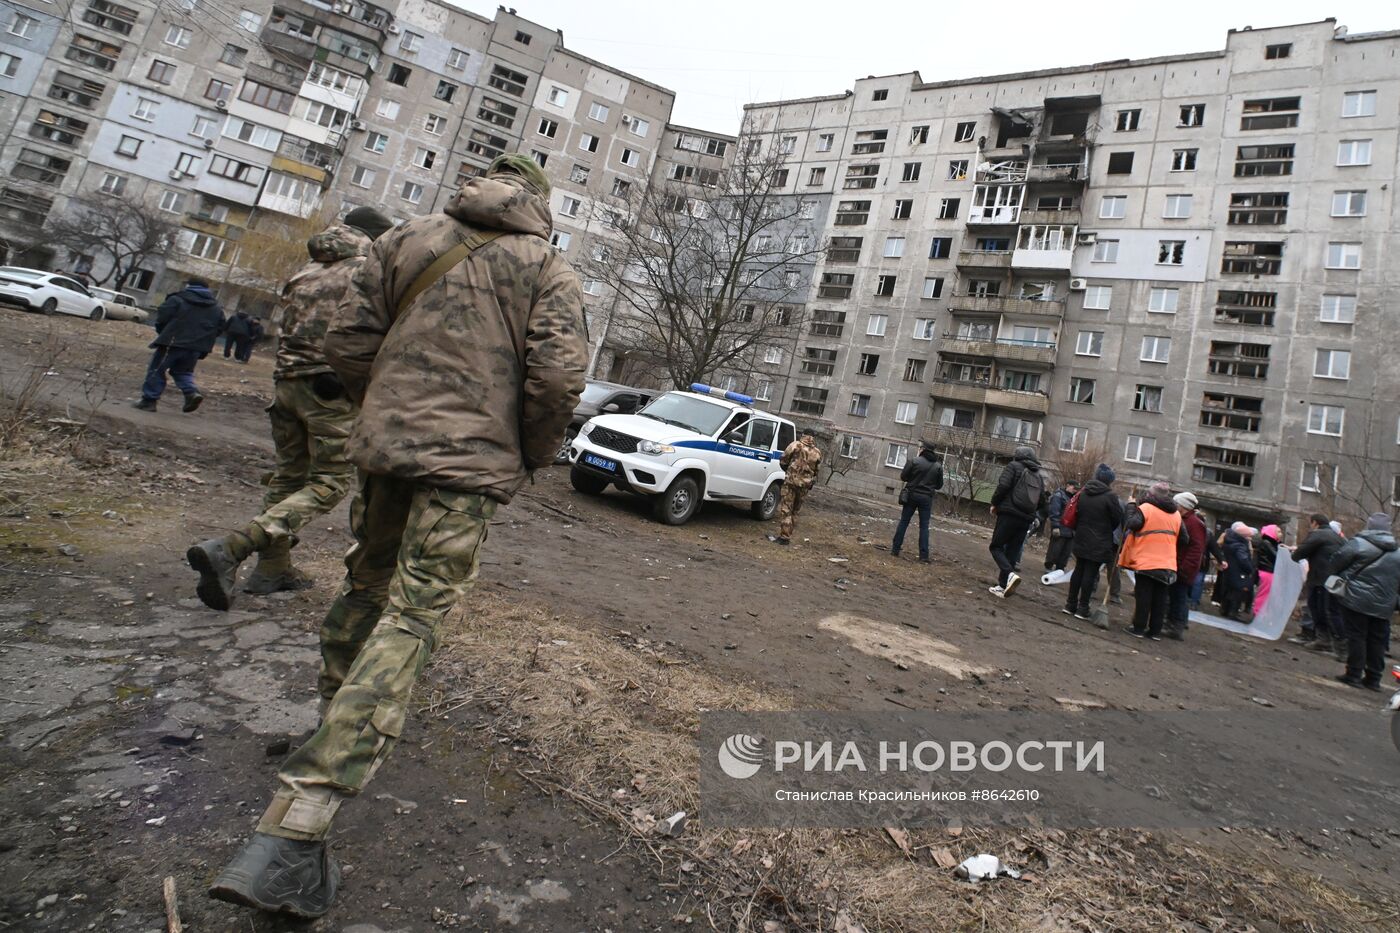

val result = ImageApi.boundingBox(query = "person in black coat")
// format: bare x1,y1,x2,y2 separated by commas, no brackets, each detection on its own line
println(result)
1063,464,1125,618
987,445,1048,597
1217,523,1256,621
891,445,943,562
222,310,261,363
1290,513,1347,650
1044,480,1079,572
134,280,225,413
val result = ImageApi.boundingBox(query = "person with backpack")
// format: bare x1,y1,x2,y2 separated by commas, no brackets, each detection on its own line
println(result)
891,444,943,563
1043,480,1079,573
1063,463,1124,619
1328,513,1400,690
1118,481,1185,640
987,445,1047,598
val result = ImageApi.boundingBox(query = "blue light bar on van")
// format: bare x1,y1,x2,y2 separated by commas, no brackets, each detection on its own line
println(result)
690,383,754,405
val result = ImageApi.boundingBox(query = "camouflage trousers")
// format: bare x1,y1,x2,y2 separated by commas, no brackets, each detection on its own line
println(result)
256,474,497,841
778,483,810,539
246,375,357,551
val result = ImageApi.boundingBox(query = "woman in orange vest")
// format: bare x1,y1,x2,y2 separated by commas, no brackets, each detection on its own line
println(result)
1118,481,1185,640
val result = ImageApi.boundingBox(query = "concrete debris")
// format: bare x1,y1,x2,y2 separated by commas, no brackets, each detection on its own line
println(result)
657,811,687,837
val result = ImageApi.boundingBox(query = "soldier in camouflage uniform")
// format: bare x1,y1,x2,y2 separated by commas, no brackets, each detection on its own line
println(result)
776,432,822,544
186,208,393,608
209,154,586,919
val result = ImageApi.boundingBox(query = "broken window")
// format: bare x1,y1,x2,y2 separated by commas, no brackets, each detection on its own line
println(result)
938,198,960,220
875,275,897,297
892,199,913,220
954,121,976,142
1221,242,1283,275
1235,143,1294,176
903,162,922,182
827,237,863,263
1215,290,1277,326
851,129,888,155
1069,378,1096,404
1048,112,1088,136
1171,148,1197,171
910,125,929,145
1228,192,1288,225
1179,103,1205,127
1265,43,1291,59
1115,109,1141,131
844,164,879,189
928,237,952,259
834,200,870,226
1106,152,1134,174
818,273,854,298
1200,392,1263,432
946,160,967,181
801,347,838,375
1241,97,1300,131
1194,445,1256,487
1208,341,1270,379
1157,241,1185,265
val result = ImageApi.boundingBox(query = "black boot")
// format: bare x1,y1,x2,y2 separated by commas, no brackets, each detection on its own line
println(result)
183,392,204,413
208,832,339,918
133,397,157,411
187,537,249,611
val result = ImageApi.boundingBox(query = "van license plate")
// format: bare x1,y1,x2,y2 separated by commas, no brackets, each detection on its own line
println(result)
583,453,617,472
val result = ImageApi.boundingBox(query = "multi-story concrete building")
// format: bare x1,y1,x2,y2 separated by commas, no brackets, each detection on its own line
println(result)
0,0,676,317
740,19,1400,525
2,7,1397,524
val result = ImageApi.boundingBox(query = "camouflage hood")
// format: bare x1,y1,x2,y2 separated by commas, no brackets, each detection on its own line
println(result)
307,223,372,264
444,173,552,240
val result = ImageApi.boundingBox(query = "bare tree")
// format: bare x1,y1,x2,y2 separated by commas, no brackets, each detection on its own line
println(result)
225,204,339,300
1045,440,1112,489
935,441,1001,518
581,142,823,389
1312,417,1399,529
46,193,177,288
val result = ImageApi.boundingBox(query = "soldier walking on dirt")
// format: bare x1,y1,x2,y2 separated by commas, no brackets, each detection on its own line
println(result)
775,432,822,545
207,155,586,919
187,208,392,604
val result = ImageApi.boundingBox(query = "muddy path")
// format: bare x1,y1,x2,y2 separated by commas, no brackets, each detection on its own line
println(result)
2,308,1397,931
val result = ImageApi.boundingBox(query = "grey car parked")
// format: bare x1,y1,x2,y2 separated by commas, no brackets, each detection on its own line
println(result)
555,380,657,463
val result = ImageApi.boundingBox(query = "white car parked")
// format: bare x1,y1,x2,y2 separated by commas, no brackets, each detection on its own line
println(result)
0,267,108,320
568,384,797,525
88,286,148,322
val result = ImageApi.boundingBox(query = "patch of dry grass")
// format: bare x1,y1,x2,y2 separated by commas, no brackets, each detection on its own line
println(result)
431,589,1400,932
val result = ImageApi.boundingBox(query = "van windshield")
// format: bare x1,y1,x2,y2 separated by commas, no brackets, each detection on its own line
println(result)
637,393,731,436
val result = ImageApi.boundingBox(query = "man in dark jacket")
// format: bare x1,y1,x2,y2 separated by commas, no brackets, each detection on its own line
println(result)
1217,523,1256,621
1290,512,1346,651
1330,513,1400,690
1044,480,1078,573
892,444,943,562
223,310,261,363
1166,491,1208,639
988,445,1047,597
134,279,224,412
1064,464,1124,620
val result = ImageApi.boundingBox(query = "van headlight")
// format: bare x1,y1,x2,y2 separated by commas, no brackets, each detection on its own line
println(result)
638,439,675,455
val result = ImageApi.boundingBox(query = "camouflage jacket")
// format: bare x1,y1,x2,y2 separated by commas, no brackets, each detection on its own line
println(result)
324,173,587,504
781,438,822,489
272,223,371,379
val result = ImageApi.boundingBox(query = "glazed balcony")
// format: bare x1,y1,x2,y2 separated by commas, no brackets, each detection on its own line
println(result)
1027,160,1087,185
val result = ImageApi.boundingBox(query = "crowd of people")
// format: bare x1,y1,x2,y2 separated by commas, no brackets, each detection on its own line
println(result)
890,445,1399,692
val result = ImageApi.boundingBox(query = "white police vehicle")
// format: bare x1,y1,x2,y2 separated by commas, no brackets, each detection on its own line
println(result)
567,384,797,526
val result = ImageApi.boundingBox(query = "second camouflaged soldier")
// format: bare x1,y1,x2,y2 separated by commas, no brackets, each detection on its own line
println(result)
187,207,393,607
775,432,822,545
208,155,586,919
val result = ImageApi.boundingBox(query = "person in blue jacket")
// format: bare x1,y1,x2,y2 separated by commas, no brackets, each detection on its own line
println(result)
134,279,225,412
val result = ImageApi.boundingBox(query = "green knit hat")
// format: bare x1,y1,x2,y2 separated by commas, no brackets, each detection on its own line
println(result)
487,153,550,198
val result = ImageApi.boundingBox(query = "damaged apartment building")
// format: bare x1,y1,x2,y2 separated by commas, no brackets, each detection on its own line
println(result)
736,19,1400,524
2,6,1398,523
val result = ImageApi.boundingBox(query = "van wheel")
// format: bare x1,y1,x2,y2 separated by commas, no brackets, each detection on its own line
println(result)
750,482,781,521
89,306,105,321
40,298,57,315
653,475,700,525
570,466,608,495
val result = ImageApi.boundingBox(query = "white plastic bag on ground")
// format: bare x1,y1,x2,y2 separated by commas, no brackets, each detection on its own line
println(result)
954,853,1021,882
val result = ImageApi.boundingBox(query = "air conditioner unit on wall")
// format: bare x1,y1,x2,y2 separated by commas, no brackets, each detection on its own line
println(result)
215,99,227,110
202,138,215,149
1069,278,1088,291
1076,232,1096,245
350,119,365,130
387,23,400,34
169,170,184,180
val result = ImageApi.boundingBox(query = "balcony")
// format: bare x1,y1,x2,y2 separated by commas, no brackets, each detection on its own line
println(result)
1027,161,1086,185
938,334,1057,366
1013,225,1076,272
923,424,1039,458
1019,209,1080,227
966,205,1021,225
976,160,1027,183
946,295,1066,318
956,249,1013,270
930,379,1051,414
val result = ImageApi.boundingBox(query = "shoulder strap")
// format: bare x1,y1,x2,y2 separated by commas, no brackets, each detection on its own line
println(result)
396,230,504,315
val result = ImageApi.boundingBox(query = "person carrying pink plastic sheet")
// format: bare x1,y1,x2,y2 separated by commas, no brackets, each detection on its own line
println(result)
1253,524,1280,615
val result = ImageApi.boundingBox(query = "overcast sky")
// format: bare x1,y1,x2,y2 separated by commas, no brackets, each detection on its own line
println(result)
449,0,1394,131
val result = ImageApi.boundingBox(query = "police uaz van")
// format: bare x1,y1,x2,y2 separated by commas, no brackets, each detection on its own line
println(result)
566,384,798,526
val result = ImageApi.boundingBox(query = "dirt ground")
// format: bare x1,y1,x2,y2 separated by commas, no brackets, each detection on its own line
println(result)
2,309,1398,932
